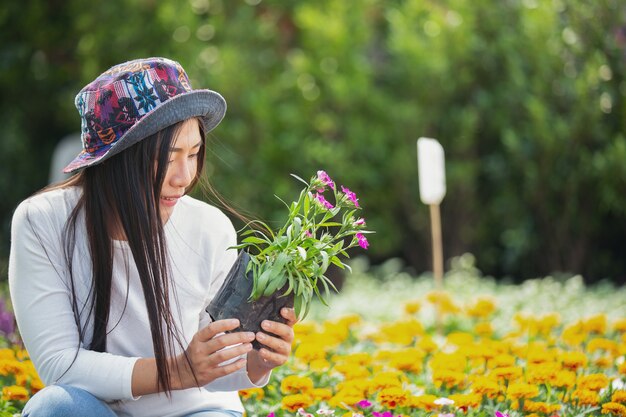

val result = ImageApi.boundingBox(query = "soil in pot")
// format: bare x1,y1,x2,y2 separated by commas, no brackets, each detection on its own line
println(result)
206,251,295,350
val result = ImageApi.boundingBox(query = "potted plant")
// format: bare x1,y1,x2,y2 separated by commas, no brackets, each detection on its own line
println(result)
206,171,372,346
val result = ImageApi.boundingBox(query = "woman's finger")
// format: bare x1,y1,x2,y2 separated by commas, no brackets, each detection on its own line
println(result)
280,308,298,326
197,319,241,342
255,331,290,355
261,320,294,344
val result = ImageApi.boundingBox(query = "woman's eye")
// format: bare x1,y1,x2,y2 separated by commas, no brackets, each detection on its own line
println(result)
189,153,199,159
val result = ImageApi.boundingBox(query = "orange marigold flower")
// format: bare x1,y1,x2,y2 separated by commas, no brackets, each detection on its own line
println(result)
552,370,577,389
377,386,410,409
491,366,523,382
578,373,609,391
620,362,626,375
0,349,16,361
587,338,620,356
408,394,438,411
601,401,626,416
281,394,313,412
432,369,467,389
448,393,481,410
506,382,539,400
2,385,29,402
523,400,561,414
311,388,333,401
612,390,626,404
527,362,560,385
469,376,501,399
560,351,588,370
328,390,363,409
239,388,265,400
280,375,314,394
570,388,600,406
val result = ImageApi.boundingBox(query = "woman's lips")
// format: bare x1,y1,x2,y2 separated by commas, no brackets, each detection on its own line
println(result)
160,196,180,207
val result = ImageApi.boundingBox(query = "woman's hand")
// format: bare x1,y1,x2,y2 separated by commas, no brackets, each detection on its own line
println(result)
173,319,255,390
246,307,297,383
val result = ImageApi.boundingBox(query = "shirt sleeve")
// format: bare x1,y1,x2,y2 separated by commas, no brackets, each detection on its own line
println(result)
8,199,140,401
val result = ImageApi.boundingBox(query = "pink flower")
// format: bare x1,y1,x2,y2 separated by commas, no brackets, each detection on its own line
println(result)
317,170,335,190
353,218,366,227
305,230,313,238
266,413,275,417
438,414,454,417
316,409,335,415
357,400,372,409
315,193,334,210
341,185,359,207
372,412,393,417
356,233,369,250
495,412,510,417
298,408,314,417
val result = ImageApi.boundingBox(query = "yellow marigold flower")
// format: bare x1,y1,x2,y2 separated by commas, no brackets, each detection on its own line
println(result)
321,322,350,345
281,394,313,412
571,388,600,406
408,394,438,411
312,388,333,401
578,373,609,391
526,346,557,364
336,379,371,397
430,352,466,371
601,402,626,416
310,358,331,372
336,314,362,328
527,362,560,385
491,366,523,382
594,356,613,368
328,390,362,409
333,362,370,380
612,390,626,404
374,318,424,345
466,297,497,318
620,362,626,375
417,336,438,353
239,388,265,400
448,393,481,409
552,370,577,389
388,348,424,373
523,400,561,414
30,377,45,394
295,343,328,363
0,349,16,360
377,386,409,409
469,376,501,398
614,318,626,333
2,385,29,402
369,371,404,393
426,291,461,314
588,338,620,356
474,321,493,337
584,314,607,335
506,382,539,400
562,322,586,347
432,369,467,389
16,350,30,361
560,351,588,370
294,321,318,337
403,299,421,315
446,332,474,347
280,375,314,394
334,352,371,366
490,354,516,369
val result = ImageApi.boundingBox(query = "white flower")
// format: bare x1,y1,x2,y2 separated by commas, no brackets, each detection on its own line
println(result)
434,397,455,406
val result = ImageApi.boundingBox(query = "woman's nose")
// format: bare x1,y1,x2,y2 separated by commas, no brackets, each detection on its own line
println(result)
171,160,194,187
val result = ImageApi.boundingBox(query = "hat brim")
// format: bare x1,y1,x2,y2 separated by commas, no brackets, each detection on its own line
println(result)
63,90,226,173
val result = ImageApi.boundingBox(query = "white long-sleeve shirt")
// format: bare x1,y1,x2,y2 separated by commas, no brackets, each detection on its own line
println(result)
9,186,267,417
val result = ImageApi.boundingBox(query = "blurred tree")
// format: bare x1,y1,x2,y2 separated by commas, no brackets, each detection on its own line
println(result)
0,0,624,283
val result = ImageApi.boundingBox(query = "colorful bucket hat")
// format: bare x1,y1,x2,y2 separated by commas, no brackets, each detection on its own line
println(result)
63,57,226,173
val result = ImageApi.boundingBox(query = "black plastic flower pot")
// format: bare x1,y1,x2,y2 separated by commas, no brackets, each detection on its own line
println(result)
206,251,294,350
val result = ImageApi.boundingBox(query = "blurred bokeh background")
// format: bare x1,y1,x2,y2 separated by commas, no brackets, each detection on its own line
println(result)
1,0,625,284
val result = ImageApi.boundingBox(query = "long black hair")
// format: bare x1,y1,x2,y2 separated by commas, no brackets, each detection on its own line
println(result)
53,117,205,394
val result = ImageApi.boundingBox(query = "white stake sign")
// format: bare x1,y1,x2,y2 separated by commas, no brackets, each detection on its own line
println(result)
417,137,446,289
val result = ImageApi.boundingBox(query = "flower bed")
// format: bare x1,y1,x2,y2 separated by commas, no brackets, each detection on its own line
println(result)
1,256,625,417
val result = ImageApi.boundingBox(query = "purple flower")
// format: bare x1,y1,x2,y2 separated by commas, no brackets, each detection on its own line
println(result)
317,170,335,190
356,233,369,250
341,186,359,207
372,412,393,417
266,413,275,417
315,193,334,210
495,412,510,417
356,399,372,409
0,299,15,336
353,218,366,227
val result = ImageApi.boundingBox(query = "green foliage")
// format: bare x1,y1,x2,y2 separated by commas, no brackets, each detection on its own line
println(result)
1,0,625,281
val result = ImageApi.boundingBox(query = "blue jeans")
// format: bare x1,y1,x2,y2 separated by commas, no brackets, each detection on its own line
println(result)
22,385,243,417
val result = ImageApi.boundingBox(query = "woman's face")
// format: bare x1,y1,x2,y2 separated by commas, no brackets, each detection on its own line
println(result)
160,118,202,222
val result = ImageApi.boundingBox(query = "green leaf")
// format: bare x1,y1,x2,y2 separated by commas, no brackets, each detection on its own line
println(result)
290,173,310,187
263,273,288,297
242,236,270,245
320,250,329,273
297,246,307,260
254,268,273,298
318,222,343,227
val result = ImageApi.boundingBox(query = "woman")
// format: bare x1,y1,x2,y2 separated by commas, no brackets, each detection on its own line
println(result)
9,57,296,417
